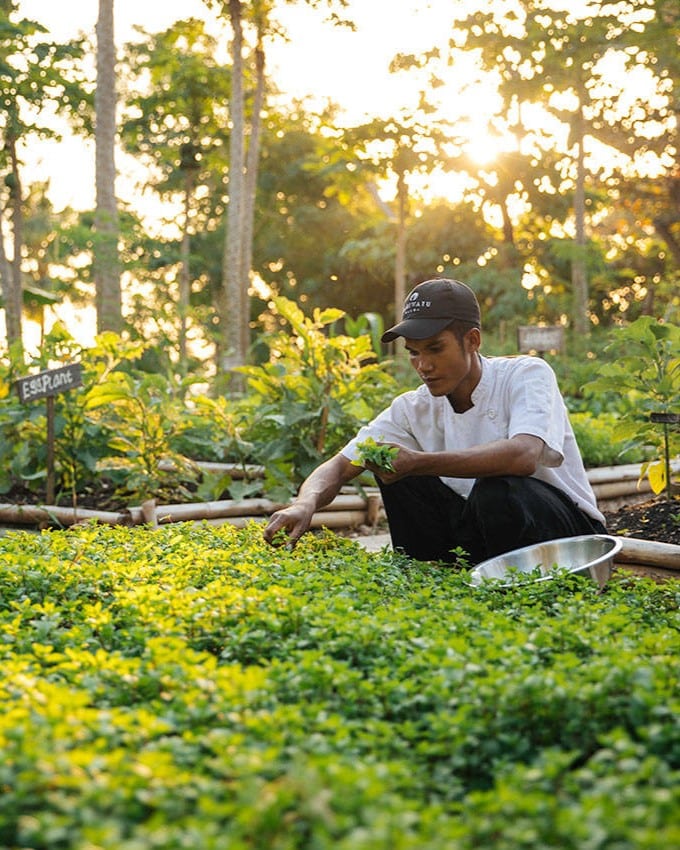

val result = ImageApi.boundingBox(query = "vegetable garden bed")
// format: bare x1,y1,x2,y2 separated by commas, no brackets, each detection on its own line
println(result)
0,521,678,848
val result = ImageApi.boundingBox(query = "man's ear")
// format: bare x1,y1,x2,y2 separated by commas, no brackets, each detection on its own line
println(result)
465,327,481,352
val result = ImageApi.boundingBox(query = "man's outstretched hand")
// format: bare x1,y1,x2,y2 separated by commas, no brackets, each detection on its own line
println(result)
262,502,315,549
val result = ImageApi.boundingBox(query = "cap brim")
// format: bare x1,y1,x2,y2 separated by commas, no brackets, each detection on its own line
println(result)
381,317,453,343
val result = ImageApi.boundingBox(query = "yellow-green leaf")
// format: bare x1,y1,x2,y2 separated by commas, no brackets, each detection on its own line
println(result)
647,461,666,495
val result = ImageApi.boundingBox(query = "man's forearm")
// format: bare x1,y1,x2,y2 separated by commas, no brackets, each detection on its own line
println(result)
295,454,361,510
397,435,545,480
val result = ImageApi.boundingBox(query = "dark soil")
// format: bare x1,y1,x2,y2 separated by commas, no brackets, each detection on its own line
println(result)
603,496,680,546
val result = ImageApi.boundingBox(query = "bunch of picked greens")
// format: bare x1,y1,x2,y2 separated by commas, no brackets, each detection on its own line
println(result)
352,437,399,471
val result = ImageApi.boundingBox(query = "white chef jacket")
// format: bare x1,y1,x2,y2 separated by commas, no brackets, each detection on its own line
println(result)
342,354,605,525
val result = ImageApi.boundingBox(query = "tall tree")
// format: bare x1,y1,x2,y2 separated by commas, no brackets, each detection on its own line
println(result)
95,0,122,332
240,6,266,360
338,116,452,324
120,17,232,371
615,0,680,271
205,0,352,378
586,0,679,322
220,0,247,375
248,103,386,310
409,0,680,335
449,2,638,334
0,1,87,354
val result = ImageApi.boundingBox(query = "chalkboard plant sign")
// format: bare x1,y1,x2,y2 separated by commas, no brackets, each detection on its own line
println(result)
15,363,83,504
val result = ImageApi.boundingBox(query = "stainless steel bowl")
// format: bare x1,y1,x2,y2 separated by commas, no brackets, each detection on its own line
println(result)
469,534,622,589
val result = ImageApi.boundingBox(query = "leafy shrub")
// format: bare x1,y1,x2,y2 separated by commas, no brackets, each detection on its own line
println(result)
570,411,650,468
549,328,631,416
0,327,207,506
585,316,680,497
235,297,399,499
0,521,678,848
0,327,146,502
0,300,399,507
86,369,202,503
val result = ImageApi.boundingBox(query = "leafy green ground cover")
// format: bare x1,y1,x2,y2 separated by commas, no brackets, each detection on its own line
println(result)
0,522,678,849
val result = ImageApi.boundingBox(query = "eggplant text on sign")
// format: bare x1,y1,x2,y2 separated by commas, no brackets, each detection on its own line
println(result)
16,363,83,403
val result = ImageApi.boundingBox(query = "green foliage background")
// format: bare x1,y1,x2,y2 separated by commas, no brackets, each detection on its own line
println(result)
2,302,674,509
585,317,680,496
0,521,678,848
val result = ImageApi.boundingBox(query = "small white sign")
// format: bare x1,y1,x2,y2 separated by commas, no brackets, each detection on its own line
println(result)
518,325,564,353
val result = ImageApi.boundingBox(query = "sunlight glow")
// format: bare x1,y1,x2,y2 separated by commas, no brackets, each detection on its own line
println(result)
521,265,542,291
249,274,273,301
463,134,504,166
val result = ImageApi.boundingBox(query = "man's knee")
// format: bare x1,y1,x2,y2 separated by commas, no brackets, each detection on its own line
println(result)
468,475,526,512
466,476,549,541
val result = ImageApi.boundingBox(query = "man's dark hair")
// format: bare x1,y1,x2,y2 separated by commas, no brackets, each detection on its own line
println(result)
446,319,480,346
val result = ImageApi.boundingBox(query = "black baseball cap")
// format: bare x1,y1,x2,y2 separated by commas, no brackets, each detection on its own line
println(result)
381,279,481,343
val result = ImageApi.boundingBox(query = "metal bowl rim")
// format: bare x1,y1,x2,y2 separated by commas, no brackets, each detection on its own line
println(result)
469,534,623,586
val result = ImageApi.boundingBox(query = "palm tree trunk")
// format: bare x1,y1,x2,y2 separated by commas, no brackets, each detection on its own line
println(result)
394,168,408,325
95,0,122,333
5,132,24,353
0,205,18,352
572,99,589,336
179,173,193,374
240,31,265,360
220,0,246,376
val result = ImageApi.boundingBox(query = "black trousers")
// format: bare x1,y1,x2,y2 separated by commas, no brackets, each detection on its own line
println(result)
376,475,607,566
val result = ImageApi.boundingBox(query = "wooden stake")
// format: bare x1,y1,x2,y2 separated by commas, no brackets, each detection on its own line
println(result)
46,395,55,504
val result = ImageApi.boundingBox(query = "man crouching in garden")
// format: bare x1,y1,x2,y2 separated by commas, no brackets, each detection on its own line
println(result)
263,278,606,565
